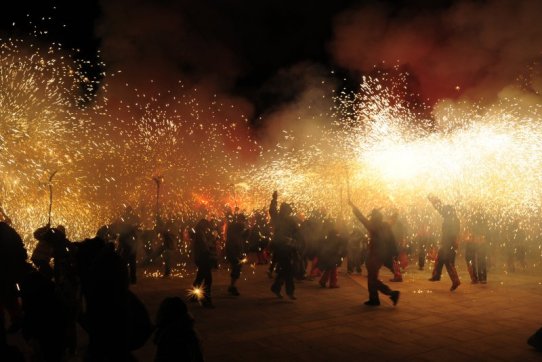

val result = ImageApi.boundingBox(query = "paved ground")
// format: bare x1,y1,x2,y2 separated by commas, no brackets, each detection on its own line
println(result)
8,258,542,361
131,260,542,362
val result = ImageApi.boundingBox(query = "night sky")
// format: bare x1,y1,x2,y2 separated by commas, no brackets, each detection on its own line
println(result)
1,0,541,126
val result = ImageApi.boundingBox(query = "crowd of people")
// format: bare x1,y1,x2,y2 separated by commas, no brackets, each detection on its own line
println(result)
0,206,203,361
0,190,538,360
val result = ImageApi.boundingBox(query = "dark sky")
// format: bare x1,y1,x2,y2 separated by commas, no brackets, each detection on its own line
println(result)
1,0,541,124
0,1,446,116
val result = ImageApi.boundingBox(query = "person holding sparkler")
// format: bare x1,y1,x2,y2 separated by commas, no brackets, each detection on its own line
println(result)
348,200,400,306
269,191,302,300
427,195,461,291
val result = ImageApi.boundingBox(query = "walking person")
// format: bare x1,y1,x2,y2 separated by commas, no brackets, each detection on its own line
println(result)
269,191,302,300
318,229,347,288
225,214,249,296
465,211,489,284
191,219,217,308
348,200,400,307
117,206,140,284
427,195,461,291
347,228,366,275
388,212,406,282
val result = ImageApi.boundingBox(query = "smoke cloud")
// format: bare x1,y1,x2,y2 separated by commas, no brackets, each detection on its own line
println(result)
330,0,542,105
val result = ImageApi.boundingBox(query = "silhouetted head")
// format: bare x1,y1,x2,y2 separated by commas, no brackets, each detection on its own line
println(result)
55,225,66,236
194,219,212,234
279,202,293,218
369,209,383,226
442,205,456,217
235,213,247,224
155,296,193,328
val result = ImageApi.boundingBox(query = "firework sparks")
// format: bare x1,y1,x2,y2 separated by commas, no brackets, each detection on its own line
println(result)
2,22,542,277
187,284,206,301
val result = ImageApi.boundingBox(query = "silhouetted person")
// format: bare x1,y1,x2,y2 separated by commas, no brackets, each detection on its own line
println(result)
191,219,217,308
76,234,150,360
414,224,434,270
96,224,116,243
31,225,55,280
349,200,400,307
32,225,74,280
35,225,79,356
528,326,542,352
465,211,489,284
347,228,367,275
19,269,68,362
226,214,249,296
0,212,30,342
157,217,176,278
317,229,347,288
118,206,141,284
269,191,302,300
505,219,526,273
388,212,405,282
154,297,204,362
248,210,271,265
427,195,461,291
301,213,332,280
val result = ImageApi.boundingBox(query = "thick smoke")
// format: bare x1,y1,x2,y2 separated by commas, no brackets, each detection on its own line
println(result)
330,0,542,105
95,0,347,145
97,0,242,91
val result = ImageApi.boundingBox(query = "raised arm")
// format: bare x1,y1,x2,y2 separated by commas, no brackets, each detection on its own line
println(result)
348,200,371,232
427,194,444,216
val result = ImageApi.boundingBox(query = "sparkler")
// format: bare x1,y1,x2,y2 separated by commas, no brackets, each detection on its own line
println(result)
187,284,206,301
152,175,163,219
47,170,57,225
